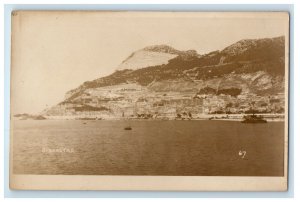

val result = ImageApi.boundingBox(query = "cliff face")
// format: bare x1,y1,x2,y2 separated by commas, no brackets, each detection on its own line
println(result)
44,36,286,119
117,45,201,71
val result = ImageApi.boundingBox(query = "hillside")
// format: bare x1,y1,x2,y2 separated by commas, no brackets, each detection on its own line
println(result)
117,45,200,70
44,36,286,119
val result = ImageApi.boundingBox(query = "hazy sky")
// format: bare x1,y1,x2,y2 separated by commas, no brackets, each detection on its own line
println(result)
11,12,288,114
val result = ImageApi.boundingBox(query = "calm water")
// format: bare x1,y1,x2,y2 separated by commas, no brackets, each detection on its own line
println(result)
12,120,284,176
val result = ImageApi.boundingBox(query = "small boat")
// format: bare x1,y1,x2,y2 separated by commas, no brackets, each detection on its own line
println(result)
124,126,132,130
83,122,87,124
241,114,267,123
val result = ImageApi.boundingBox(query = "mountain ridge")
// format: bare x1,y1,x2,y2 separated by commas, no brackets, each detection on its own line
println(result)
117,44,201,71
44,36,285,119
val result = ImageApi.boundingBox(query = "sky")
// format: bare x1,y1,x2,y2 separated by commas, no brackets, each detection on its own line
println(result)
11,11,289,114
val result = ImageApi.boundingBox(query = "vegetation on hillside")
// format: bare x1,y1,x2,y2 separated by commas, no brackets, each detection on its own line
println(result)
65,36,285,101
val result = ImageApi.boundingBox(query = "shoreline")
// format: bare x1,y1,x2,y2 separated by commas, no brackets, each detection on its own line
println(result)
14,116,285,122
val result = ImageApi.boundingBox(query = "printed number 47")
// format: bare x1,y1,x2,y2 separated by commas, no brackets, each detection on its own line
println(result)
239,150,246,158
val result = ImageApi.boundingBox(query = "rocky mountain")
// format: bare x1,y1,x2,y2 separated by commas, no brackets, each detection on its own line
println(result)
44,36,286,119
117,45,200,70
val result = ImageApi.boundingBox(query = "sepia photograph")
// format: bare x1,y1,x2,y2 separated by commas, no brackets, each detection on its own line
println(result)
10,11,289,190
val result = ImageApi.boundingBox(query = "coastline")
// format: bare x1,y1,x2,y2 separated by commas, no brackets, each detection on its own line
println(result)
14,113,285,122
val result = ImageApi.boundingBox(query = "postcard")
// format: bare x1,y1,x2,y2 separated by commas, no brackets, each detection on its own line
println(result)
10,11,289,191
